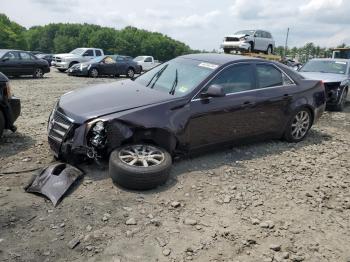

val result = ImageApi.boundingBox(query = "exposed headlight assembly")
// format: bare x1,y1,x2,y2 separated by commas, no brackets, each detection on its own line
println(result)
80,64,89,71
89,120,107,149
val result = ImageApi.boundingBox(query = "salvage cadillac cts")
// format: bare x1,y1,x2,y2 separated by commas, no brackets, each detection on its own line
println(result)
48,54,326,190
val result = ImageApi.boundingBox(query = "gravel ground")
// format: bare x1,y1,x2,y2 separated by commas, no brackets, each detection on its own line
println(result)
0,70,349,262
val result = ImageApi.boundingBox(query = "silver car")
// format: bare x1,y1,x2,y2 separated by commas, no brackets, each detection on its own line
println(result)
221,29,275,54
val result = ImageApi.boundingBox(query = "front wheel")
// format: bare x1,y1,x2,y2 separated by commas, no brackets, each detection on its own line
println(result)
283,108,312,142
33,68,44,78
266,45,273,55
0,111,5,138
109,144,172,190
89,68,99,78
333,88,348,111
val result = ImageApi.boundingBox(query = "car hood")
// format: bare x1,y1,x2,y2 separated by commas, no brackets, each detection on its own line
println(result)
54,53,80,59
58,80,175,124
299,72,348,83
226,34,249,38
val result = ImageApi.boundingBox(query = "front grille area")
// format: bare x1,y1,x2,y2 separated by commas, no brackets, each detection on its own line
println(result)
53,56,62,63
48,110,73,155
225,37,239,42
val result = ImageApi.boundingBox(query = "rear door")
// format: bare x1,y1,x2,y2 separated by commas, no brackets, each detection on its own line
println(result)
19,52,37,75
0,51,21,75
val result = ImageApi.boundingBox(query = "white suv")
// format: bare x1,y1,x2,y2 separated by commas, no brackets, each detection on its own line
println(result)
221,30,275,54
52,48,104,72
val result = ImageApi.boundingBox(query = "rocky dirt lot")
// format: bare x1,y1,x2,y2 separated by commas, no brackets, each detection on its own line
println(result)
0,70,349,262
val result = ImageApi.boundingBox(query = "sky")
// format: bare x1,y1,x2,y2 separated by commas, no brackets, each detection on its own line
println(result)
1,0,350,50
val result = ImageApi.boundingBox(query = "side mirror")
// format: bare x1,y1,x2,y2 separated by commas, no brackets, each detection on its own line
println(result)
201,84,225,98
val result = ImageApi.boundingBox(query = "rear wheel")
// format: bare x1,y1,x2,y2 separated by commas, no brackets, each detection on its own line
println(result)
283,108,312,142
333,88,348,111
33,68,44,78
0,111,4,138
89,68,99,78
224,48,232,54
109,144,172,190
266,45,273,55
127,68,135,78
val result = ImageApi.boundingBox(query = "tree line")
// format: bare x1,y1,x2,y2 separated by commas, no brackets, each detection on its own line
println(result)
0,14,193,61
1,13,347,63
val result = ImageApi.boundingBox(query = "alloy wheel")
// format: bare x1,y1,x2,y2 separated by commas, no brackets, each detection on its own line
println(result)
127,69,134,78
118,145,165,167
90,69,98,78
34,68,43,78
291,110,310,140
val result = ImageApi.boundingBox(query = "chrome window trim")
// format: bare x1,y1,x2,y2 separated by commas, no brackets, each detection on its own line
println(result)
191,61,296,102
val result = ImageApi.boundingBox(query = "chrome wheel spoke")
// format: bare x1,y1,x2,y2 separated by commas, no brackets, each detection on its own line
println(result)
119,145,165,167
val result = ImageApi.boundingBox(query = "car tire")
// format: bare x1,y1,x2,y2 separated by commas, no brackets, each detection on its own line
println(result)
89,68,99,78
0,111,5,138
333,88,348,111
126,68,135,78
109,144,172,190
115,74,120,78
33,68,44,78
57,69,66,73
283,107,312,143
266,45,273,55
224,48,232,54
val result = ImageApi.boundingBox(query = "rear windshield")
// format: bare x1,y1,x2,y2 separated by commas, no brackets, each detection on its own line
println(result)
300,60,348,75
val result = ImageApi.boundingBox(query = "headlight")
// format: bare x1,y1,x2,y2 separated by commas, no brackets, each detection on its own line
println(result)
5,82,12,98
89,120,107,148
340,80,348,87
239,37,247,41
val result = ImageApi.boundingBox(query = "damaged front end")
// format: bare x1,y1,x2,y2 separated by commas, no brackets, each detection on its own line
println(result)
47,106,133,162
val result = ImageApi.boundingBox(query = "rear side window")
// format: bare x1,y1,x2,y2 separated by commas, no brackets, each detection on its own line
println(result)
95,50,102,56
256,64,293,88
209,64,255,94
20,52,35,60
3,51,19,60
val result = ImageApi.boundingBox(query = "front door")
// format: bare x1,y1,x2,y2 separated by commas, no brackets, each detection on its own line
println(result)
19,52,37,75
0,51,21,76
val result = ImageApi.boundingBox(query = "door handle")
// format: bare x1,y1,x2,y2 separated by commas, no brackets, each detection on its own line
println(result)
283,94,292,100
241,101,256,108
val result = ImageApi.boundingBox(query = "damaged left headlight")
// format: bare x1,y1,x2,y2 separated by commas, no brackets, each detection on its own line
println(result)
89,120,107,149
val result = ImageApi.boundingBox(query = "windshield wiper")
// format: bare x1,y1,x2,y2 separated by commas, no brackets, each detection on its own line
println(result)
169,69,178,95
146,64,168,88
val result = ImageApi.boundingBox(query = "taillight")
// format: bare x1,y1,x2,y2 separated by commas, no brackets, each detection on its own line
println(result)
5,82,12,98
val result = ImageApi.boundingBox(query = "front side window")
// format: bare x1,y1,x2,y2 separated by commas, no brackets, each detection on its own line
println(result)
103,56,116,64
83,49,94,56
3,51,19,60
208,64,255,94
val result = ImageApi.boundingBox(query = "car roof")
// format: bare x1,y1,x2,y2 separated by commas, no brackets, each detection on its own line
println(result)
0,49,23,52
309,58,350,62
179,53,259,65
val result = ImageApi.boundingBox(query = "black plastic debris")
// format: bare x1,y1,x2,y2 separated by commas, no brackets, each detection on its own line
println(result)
25,162,84,206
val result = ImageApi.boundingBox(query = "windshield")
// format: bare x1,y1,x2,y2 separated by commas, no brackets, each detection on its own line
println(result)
300,60,348,74
133,56,145,62
69,48,85,55
134,57,217,97
235,30,255,36
0,50,7,58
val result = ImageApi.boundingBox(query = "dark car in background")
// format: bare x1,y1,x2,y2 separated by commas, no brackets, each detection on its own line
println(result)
36,53,53,66
0,49,50,78
299,58,349,111
48,53,326,190
67,55,141,78
0,72,20,137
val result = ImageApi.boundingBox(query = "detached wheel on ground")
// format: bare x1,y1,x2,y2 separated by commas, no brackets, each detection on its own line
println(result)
33,68,44,78
0,111,5,138
126,68,135,78
109,144,172,190
283,108,312,142
333,88,348,111
89,68,99,78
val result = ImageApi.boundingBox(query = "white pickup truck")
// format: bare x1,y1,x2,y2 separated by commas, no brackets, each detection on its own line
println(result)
133,56,160,71
52,48,104,72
